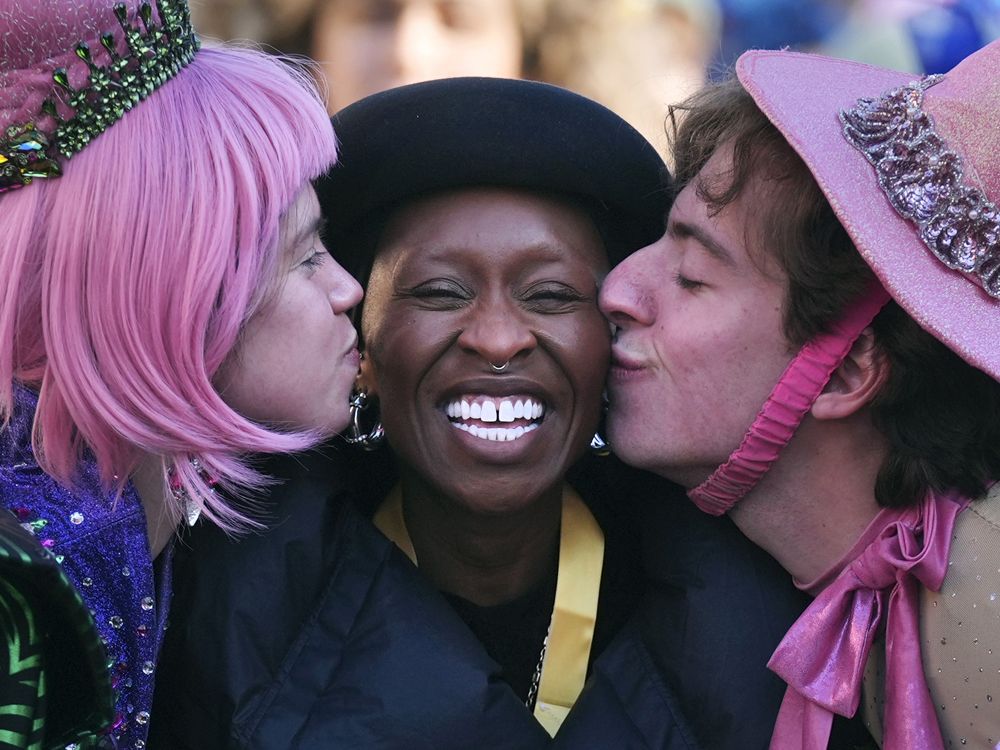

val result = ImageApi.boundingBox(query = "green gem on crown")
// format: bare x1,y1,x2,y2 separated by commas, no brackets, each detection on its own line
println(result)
0,124,63,192
48,0,200,160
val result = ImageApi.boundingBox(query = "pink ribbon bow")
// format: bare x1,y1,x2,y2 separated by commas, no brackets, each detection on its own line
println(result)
768,490,970,750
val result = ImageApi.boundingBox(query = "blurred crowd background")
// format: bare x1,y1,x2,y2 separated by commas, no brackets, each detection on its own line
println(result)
189,0,1000,151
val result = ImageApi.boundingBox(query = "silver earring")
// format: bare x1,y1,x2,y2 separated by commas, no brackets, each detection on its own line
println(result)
590,389,611,456
590,432,611,457
490,361,510,373
345,391,385,450
167,458,214,526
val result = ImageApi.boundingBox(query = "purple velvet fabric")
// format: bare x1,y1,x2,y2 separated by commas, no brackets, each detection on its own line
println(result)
0,384,172,748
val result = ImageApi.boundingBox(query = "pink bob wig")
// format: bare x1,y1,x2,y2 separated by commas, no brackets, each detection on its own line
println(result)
0,43,338,533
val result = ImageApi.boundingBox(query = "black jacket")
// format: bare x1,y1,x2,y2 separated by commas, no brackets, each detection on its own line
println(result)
150,450,809,749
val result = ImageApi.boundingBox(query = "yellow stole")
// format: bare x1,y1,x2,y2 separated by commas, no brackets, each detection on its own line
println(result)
373,484,605,736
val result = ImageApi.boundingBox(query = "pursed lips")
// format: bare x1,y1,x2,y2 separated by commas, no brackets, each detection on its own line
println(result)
610,347,646,373
444,395,546,442
341,332,360,360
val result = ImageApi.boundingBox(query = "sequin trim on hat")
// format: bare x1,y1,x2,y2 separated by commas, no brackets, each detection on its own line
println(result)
840,74,1000,299
0,0,199,194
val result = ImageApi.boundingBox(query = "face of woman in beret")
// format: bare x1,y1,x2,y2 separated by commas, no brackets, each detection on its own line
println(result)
359,187,610,513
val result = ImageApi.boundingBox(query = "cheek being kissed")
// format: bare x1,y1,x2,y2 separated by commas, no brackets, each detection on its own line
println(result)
359,187,610,509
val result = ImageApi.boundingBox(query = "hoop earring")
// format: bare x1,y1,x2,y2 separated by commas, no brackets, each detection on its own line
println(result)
589,432,611,457
590,389,611,456
345,391,385,451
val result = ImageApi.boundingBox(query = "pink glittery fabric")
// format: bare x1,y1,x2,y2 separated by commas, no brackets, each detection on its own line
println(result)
688,282,891,515
767,490,970,750
736,42,1000,384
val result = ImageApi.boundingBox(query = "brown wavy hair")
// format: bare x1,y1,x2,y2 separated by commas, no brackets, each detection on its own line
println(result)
667,74,1000,508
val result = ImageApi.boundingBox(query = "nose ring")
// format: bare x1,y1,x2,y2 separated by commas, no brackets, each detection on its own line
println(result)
490,361,510,373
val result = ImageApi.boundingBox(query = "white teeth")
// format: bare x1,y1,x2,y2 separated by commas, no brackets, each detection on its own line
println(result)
498,400,515,423
450,422,540,442
480,401,497,423
444,397,546,425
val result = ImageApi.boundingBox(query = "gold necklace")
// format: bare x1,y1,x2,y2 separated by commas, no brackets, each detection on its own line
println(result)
373,484,605,737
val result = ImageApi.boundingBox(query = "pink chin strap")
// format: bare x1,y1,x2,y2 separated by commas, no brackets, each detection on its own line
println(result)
688,281,893,516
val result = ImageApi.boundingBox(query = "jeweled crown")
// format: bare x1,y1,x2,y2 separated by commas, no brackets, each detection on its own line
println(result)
0,0,199,194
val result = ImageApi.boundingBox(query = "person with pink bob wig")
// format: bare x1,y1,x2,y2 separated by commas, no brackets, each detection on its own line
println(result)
0,0,361,745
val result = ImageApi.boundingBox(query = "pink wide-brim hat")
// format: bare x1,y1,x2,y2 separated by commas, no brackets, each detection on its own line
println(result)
736,42,1000,383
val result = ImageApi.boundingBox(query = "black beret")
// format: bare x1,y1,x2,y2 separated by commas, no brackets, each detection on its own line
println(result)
316,76,671,274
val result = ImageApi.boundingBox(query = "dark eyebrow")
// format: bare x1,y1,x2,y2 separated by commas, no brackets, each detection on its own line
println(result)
667,220,737,267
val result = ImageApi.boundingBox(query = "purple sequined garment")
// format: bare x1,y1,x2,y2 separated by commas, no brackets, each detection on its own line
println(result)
0,385,172,748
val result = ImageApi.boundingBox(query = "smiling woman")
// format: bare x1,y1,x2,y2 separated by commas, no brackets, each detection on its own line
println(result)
324,80,665,738
361,188,609,520
359,187,612,708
